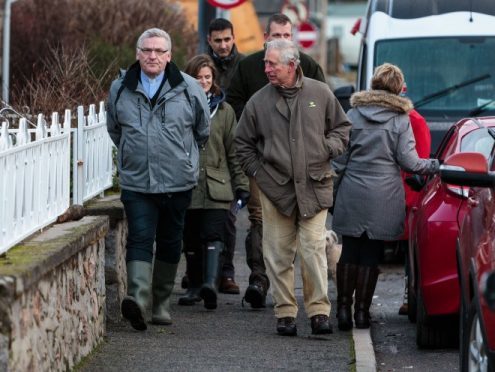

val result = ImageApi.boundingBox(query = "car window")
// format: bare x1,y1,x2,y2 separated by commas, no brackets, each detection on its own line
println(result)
460,127,495,159
434,126,457,160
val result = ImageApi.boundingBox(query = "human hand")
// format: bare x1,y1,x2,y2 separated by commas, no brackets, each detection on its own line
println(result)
235,189,250,209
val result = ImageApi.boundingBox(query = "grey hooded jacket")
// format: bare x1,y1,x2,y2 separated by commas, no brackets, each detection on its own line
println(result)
332,90,439,240
107,61,210,193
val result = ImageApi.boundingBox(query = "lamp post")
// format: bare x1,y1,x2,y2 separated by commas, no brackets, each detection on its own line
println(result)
2,0,17,104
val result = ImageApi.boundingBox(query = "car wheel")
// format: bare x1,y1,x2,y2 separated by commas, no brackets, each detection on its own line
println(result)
416,288,457,348
461,301,490,372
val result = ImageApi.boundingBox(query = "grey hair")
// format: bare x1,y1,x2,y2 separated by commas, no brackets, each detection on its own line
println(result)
136,28,172,51
265,39,300,67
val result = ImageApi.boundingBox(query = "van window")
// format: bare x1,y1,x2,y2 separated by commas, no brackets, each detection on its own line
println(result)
374,36,495,119
388,0,495,19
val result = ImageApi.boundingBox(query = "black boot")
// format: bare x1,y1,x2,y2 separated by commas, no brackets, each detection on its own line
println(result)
336,263,357,331
244,222,268,309
199,241,223,310
354,266,380,329
178,250,202,306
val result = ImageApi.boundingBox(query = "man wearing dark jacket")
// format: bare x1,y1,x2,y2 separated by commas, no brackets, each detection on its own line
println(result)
107,28,210,331
227,13,326,309
206,18,245,295
207,18,244,92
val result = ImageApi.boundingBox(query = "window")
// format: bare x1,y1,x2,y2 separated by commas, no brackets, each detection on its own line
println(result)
374,37,495,119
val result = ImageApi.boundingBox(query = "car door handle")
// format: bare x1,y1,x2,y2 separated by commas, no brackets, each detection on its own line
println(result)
468,197,479,207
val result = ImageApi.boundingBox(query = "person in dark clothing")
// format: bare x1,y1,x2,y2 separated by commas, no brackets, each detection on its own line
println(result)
178,54,249,310
207,18,245,92
206,18,246,295
227,13,327,309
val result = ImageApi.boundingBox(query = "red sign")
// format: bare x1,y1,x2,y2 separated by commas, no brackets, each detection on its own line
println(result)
281,1,308,26
207,0,246,9
296,21,318,49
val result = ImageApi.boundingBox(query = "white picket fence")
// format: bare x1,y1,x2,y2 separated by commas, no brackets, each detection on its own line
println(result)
0,102,114,255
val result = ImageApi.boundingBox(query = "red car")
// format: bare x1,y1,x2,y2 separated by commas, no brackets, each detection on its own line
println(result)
440,148,495,371
408,117,495,348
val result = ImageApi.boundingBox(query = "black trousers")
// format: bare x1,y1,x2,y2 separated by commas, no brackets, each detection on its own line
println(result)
339,232,384,267
121,189,192,264
183,209,227,254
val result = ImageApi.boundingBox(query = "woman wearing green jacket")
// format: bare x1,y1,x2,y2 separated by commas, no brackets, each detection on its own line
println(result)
179,54,249,310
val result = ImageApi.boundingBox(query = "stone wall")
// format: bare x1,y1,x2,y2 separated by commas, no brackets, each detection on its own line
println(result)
85,194,127,323
0,216,109,372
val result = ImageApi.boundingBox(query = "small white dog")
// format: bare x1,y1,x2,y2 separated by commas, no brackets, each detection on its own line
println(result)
325,229,342,286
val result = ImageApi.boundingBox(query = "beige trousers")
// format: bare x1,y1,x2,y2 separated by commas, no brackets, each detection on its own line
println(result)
259,190,330,319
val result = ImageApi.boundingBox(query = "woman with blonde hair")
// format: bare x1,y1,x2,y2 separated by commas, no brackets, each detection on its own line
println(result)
178,54,249,310
332,63,439,330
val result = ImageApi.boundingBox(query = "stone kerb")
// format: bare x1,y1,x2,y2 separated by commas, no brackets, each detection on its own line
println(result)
0,216,109,372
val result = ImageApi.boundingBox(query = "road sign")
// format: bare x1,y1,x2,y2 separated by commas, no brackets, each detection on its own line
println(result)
207,0,246,9
281,0,308,26
296,21,318,49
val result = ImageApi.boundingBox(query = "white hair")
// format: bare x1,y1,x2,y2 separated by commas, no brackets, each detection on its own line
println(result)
137,28,172,51
265,39,300,67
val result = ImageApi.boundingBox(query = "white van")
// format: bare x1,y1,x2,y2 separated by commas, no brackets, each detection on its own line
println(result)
335,0,495,153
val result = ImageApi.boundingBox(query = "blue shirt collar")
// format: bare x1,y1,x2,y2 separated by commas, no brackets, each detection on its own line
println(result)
140,70,165,98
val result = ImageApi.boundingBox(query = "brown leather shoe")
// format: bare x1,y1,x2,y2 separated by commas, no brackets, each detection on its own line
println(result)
398,303,408,315
219,277,240,294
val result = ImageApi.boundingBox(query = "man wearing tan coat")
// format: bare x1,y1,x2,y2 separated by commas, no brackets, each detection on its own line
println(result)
235,39,351,336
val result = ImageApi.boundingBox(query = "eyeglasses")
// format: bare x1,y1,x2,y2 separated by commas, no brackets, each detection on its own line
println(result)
138,48,168,56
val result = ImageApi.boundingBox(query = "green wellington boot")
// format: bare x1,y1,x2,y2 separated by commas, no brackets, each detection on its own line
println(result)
121,260,152,331
151,260,179,325
199,241,223,310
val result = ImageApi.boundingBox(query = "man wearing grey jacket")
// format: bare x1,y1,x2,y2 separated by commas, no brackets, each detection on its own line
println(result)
107,28,210,331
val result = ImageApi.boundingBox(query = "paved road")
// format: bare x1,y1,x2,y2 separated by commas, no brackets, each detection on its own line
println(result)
81,209,354,371
372,265,459,371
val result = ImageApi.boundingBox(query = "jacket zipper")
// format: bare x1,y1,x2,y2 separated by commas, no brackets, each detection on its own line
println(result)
137,98,143,127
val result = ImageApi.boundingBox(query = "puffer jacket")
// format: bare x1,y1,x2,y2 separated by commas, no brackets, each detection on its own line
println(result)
190,91,249,209
332,90,439,241
107,61,210,193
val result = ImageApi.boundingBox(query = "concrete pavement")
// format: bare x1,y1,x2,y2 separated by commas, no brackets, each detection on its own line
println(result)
80,208,376,371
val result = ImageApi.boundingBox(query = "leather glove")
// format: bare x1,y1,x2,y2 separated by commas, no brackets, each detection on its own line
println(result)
235,189,250,209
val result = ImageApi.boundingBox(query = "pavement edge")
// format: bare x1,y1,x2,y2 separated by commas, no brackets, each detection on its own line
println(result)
353,328,377,372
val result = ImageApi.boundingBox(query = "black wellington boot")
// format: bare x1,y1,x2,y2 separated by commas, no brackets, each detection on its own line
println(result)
354,266,380,329
336,263,358,331
199,241,223,310
178,250,202,306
